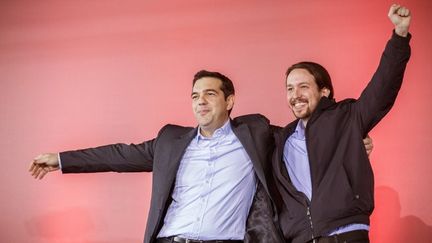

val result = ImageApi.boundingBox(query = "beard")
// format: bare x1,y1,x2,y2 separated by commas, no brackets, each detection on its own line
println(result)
289,97,313,120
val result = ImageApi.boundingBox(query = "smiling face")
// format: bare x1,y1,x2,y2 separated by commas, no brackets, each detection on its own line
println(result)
192,77,234,137
286,68,330,125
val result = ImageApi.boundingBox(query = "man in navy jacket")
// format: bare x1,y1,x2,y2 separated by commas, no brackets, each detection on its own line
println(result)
272,4,411,243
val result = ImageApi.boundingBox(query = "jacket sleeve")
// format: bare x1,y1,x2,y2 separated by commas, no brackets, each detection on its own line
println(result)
60,126,169,173
355,30,411,135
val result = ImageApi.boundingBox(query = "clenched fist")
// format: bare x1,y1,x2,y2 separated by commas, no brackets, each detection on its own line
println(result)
388,4,411,37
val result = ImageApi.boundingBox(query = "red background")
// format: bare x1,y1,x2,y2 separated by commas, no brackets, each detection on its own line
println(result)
1,0,431,242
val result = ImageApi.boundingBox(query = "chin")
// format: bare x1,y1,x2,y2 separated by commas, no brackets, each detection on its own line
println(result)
198,121,211,127
293,112,305,118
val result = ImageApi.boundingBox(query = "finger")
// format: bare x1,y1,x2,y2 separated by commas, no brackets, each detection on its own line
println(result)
35,168,44,179
31,163,41,175
388,4,400,17
33,166,44,178
38,168,48,180
29,162,36,172
30,164,39,176
397,7,404,16
398,7,410,17
31,165,39,177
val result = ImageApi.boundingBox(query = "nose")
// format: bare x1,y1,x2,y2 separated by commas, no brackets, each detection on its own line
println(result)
197,95,207,105
290,87,300,99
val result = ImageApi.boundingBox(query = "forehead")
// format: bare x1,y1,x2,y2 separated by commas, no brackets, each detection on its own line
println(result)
193,77,223,92
286,68,316,85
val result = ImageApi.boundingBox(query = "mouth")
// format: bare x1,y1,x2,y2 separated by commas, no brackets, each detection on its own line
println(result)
290,98,308,110
293,102,306,108
197,109,210,116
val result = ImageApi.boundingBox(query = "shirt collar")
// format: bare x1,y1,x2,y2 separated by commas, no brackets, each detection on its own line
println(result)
196,119,232,142
293,120,306,139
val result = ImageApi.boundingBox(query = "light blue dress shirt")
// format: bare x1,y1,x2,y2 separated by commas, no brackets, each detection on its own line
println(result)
283,120,369,235
157,120,256,240
283,120,312,201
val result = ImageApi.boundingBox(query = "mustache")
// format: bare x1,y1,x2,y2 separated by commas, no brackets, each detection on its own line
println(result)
290,97,308,106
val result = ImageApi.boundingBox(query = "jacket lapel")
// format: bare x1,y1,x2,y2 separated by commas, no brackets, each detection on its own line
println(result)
167,127,197,179
274,121,304,199
231,121,268,193
160,128,197,208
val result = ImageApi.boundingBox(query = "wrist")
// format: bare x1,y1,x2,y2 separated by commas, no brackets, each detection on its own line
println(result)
395,26,409,37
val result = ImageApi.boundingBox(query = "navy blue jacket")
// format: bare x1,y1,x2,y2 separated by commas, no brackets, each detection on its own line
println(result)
272,31,411,243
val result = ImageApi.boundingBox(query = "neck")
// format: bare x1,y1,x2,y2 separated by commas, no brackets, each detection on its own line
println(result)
300,118,308,127
199,118,229,137
200,127,215,137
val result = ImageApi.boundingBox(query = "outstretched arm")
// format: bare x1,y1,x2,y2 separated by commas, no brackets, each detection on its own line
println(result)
27,125,175,180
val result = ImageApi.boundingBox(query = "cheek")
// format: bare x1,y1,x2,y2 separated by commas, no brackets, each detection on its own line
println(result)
192,102,198,111
308,95,321,107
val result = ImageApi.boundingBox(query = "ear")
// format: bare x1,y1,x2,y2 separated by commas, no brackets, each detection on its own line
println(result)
321,88,331,98
226,95,235,111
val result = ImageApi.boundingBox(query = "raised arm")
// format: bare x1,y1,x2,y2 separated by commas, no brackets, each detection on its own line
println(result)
356,4,411,135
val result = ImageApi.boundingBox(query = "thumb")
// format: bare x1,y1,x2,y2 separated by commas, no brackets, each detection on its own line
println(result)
33,154,49,164
33,154,44,162
388,4,400,17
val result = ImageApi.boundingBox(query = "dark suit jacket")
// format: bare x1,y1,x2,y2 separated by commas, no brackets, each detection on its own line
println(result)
60,114,283,243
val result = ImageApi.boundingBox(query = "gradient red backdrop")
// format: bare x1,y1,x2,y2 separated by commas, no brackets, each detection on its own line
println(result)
1,0,431,242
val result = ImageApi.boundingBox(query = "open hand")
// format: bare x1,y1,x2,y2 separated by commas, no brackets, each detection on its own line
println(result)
29,153,60,179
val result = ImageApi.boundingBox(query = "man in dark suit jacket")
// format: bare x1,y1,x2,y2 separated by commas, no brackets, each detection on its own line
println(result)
29,70,283,243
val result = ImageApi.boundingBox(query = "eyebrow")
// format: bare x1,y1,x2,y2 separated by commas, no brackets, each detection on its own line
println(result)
191,89,219,96
286,81,310,87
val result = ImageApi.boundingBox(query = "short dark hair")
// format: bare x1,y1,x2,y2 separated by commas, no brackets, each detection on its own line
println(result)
285,61,334,100
193,70,235,99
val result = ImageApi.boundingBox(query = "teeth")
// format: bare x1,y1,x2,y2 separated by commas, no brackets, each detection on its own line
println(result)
294,102,306,108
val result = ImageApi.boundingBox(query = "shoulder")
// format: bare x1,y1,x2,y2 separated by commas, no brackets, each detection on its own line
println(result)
157,124,195,137
331,98,356,109
317,97,357,112
232,113,270,125
279,119,298,136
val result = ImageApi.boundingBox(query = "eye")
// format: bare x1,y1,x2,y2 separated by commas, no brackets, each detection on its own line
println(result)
207,91,216,96
191,94,198,100
300,85,309,89
287,87,293,92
